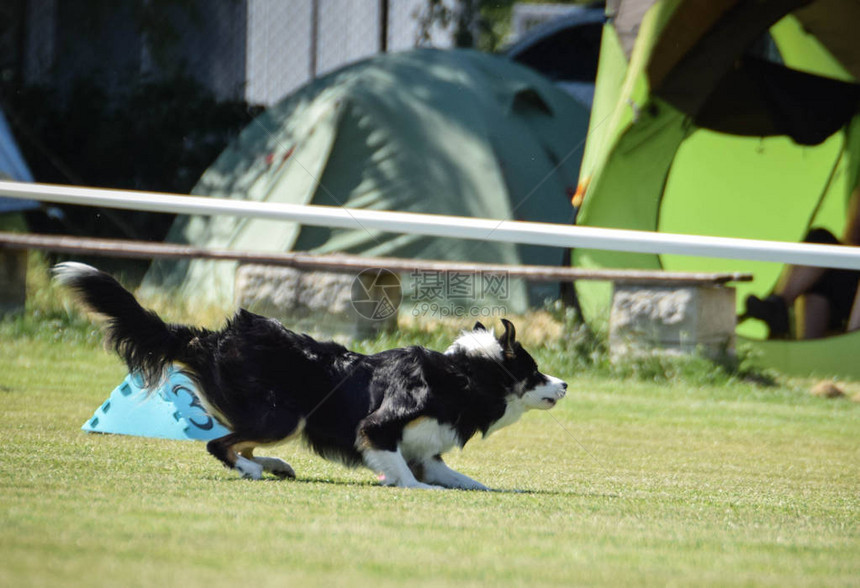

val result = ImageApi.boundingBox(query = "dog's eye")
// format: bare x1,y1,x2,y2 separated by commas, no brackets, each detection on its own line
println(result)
527,370,545,387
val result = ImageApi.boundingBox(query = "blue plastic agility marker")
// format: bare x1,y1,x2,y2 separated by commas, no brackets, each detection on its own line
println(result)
82,366,229,441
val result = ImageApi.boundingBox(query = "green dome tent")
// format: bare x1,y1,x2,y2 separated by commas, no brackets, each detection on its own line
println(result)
144,49,590,314
573,0,860,378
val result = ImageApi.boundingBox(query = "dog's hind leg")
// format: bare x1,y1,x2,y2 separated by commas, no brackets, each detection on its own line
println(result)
251,456,296,479
237,447,296,480
207,433,264,479
238,416,305,479
206,434,296,480
206,415,305,480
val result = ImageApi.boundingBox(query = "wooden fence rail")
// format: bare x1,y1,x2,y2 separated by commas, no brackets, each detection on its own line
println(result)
0,231,753,285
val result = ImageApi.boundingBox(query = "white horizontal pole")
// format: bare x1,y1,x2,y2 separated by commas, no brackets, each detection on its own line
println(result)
3,180,860,271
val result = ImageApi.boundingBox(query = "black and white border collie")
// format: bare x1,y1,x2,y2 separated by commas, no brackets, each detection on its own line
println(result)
55,262,567,490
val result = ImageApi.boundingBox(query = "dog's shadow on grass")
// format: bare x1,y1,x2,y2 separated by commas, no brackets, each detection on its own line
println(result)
207,473,620,498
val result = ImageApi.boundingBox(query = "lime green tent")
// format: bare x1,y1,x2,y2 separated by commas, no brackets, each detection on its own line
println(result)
573,0,860,378
145,49,590,313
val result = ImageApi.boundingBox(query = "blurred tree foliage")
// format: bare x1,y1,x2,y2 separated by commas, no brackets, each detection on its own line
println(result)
416,0,594,52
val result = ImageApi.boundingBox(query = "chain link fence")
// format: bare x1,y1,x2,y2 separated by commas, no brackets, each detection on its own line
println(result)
0,0,475,240
7,0,466,107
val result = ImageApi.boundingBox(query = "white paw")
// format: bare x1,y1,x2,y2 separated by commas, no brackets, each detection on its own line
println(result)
254,457,296,479
235,456,264,480
400,480,445,490
376,475,442,490
456,480,489,491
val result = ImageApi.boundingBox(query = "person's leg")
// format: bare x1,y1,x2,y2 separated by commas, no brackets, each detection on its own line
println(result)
796,293,830,339
847,285,860,332
775,265,827,305
744,229,840,339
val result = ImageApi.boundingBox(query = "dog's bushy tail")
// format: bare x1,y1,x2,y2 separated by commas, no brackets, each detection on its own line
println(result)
53,262,202,387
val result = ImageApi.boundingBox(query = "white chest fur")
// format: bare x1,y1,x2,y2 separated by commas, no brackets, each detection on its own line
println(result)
484,395,526,437
399,418,461,460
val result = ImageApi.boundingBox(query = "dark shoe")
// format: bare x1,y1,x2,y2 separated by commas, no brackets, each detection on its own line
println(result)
744,294,790,339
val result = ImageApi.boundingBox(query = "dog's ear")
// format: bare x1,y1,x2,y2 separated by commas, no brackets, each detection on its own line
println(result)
499,319,516,359
473,321,486,332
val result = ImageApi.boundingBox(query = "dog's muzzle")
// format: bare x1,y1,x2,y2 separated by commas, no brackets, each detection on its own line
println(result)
542,377,567,406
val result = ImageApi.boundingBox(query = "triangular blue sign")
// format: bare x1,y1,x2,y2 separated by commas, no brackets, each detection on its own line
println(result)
82,366,229,441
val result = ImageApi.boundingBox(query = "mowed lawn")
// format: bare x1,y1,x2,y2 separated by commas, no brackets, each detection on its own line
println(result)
1,332,857,588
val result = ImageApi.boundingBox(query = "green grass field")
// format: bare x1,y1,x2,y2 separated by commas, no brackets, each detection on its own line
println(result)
1,257,858,587
2,315,857,588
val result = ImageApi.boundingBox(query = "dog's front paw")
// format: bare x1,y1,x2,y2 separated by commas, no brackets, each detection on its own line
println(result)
457,480,490,491
405,481,445,490
378,476,443,490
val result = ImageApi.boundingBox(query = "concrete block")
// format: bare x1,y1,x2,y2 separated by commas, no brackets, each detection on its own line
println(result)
609,283,736,360
0,248,27,317
234,263,397,338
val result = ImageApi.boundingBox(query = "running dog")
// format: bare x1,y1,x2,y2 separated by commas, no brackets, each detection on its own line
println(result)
55,262,567,489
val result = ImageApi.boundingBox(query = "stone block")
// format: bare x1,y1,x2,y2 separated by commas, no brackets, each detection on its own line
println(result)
609,283,736,360
0,248,27,317
234,263,397,338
